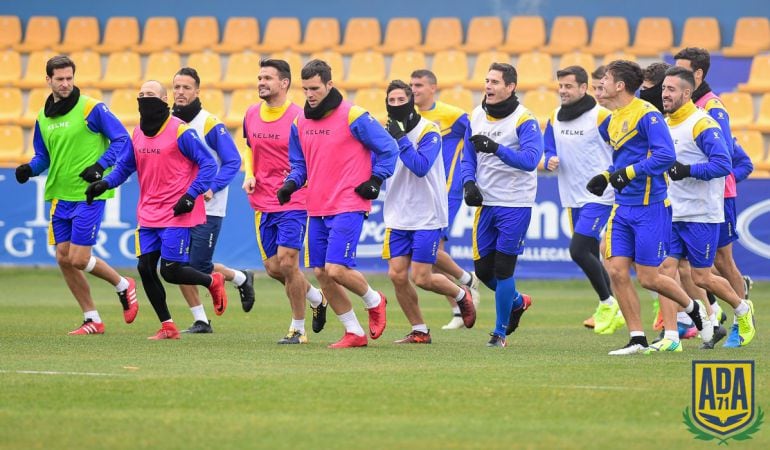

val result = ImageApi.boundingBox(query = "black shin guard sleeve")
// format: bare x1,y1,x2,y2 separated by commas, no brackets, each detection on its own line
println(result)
493,252,518,280
474,252,497,290
706,291,718,305
569,234,612,300
159,259,212,287
137,251,171,322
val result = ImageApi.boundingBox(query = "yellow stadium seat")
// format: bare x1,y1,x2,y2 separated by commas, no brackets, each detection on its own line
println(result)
334,18,381,54
215,51,260,91
269,51,303,84
253,17,301,53
439,87,474,113
0,50,21,86
309,50,345,81
0,88,22,125
382,51,427,87
723,17,770,57
293,18,340,54
626,17,673,57
584,17,629,55
0,16,22,50
463,51,510,89
431,50,468,89
748,93,770,133
337,51,385,90
602,52,637,66
224,89,261,128
459,16,503,54
375,18,421,54
70,51,102,88
55,16,99,53
95,51,141,90
500,16,545,54
0,125,25,166
516,51,554,91
673,17,721,53
186,52,222,86
144,52,182,84
109,89,140,127
286,87,306,106
18,88,48,127
353,88,387,123
81,88,103,100
199,89,225,118
738,55,770,94
134,17,179,54
541,16,588,55
175,16,219,53
15,50,56,89
733,129,770,174
416,17,462,53
521,89,559,129
559,52,596,77
212,17,259,54
232,125,250,171
94,17,140,54
719,92,753,129
14,16,60,53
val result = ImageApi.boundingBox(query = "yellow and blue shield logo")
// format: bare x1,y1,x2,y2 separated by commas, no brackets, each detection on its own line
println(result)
692,360,754,436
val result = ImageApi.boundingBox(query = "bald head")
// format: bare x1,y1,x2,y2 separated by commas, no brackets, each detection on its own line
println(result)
138,80,167,101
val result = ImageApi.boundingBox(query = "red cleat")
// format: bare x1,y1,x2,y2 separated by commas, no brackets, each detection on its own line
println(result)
328,332,368,348
118,277,139,324
394,330,432,344
148,322,180,340
457,286,477,328
366,292,387,339
208,272,227,316
505,293,532,335
68,319,105,335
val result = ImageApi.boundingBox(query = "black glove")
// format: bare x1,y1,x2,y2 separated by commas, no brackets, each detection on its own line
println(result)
469,134,499,154
463,181,483,207
276,180,298,205
586,172,610,196
609,166,636,193
354,175,383,200
173,193,196,216
85,180,109,205
15,164,32,184
78,162,105,183
668,161,691,181
386,119,405,140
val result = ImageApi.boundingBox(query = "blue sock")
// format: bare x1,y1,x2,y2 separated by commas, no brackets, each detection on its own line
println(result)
494,276,518,336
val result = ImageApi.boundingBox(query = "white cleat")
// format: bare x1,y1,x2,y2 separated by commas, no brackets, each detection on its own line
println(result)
469,272,481,308
695,300,714,344
441,315,465,330
608,341,648,355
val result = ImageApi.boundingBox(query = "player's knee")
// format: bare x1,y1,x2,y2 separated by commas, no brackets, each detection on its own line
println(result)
159,261,182,284
474,254,495,284
388,265,408,285
636,272,658,290
690,269,711,288
493,253,517,280
72,255,96,272
277,254,299,276
325,264,346,283
569,234,593,264
411,270,433,290
313,266,330,283
606,262,628,283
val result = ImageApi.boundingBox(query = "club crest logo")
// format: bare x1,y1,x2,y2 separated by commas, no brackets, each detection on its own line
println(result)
684,361,763,444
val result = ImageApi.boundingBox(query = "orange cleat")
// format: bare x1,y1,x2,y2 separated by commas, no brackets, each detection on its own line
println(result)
366,292,387,339
148,322,180,340
208,272,227,316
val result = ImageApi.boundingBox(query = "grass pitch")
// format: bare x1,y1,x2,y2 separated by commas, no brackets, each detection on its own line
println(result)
0,268,767,450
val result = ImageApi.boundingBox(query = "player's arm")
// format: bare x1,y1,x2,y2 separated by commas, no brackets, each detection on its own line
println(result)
203,118,241,193
597,113,614,173
688,119,731,180
285,122,307,187
85,101,131,169
543,115,557,171
241,118,255,179
490,113,543,171
731,138,753,182
631,111,675,176
460,126,478,184
349,108,398,180
706,100,734,156
27,121,51,175
397,129,442,177
178,127,217,197
103,143,137,188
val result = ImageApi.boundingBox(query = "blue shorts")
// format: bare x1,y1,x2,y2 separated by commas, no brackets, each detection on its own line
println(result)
473,206,532,259
255,210,307,260
383,228,442,264
187,215,223,273
48,200,105,246
442,196,462,240
718,198,739,248
568,203,612,241
306,212,365,268
136,227,191,263
606,201,671,267
668,222,719,269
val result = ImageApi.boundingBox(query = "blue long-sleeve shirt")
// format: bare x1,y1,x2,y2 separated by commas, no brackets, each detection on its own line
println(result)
688,120,732,181
201,120,241,193
731,138,754,182
396,130,443,177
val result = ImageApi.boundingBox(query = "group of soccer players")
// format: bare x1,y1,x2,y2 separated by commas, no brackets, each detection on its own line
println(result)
15,47,757,352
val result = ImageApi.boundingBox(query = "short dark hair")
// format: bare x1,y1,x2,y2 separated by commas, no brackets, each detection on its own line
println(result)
664,66,696,89
410,69,437,85
174,67,200,87
591,65,606,80
260,58,292,87
605,60,644,94
673,47,711,78
386,79,412,98
489,62,517,85
301,59,332,83
46,55,76,77
642,62,670,85
556,65,588,85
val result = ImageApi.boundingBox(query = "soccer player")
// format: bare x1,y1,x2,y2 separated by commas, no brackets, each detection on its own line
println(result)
647,66,756,352
171,67,250,334
242,59,327,344
586,60,712,355
460,63,543,348
278,60,399,348
543,66,619,334
409,69,481,330
85,80,225,340
591,66,608,108
382,80,476,344
638,62,669,113
15,55,138,335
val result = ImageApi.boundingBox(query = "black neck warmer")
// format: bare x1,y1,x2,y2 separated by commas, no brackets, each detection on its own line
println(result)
304,87,343,120
482,92,520,119
44,86,81,118
691,81,712,104
172,97,202,123
138,97,170,137
557,94,597,121
386,96,421,133
639,82,665,113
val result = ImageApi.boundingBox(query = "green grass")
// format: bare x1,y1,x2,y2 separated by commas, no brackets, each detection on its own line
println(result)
0,268,767,450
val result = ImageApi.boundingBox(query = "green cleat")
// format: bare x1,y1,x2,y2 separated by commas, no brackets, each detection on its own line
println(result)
737,300,756,347
593,300,619,334
645,338,682,354
598,310,625,335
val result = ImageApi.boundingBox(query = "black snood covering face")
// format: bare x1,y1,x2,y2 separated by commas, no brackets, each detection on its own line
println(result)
138,97,171,137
